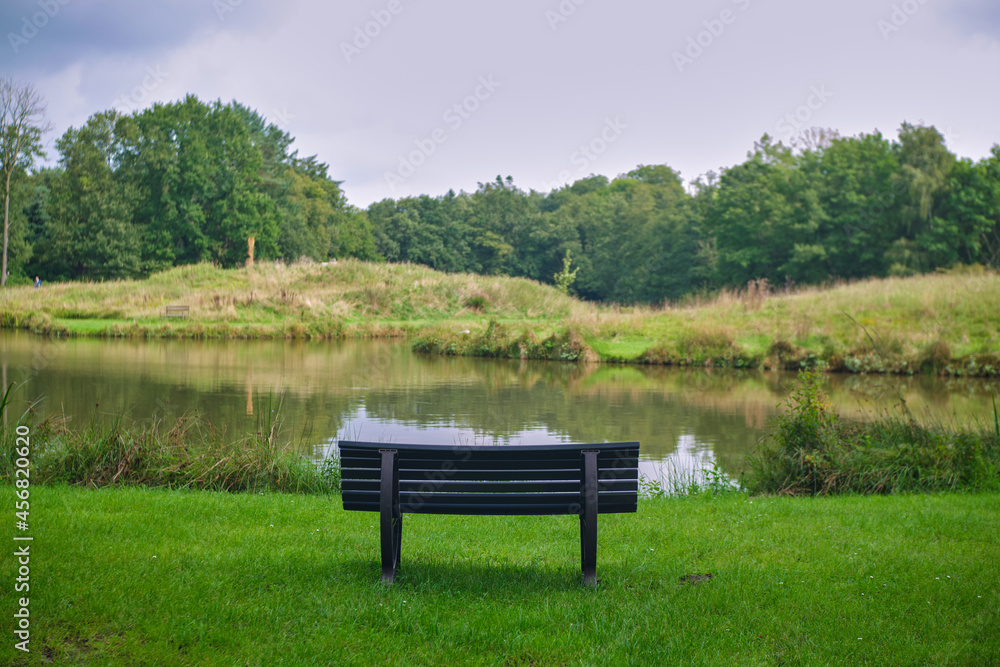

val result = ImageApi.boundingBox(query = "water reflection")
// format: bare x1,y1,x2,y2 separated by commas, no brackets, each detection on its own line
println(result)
1,331,997,481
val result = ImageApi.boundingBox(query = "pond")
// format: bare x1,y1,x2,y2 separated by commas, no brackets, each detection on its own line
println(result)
1,331,997,483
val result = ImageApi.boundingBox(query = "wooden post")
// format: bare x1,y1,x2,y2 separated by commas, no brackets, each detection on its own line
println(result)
247,236,255,268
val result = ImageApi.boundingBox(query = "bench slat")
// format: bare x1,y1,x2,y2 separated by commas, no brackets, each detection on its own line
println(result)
344,501,638,516
342,479,638,494
341,467,638,482
341,455,639,467
344,489,637,509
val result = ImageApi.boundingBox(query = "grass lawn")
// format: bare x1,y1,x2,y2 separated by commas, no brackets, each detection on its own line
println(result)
2,486,998,665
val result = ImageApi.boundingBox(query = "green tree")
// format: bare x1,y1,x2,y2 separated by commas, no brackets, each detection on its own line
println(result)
46,112,141,279
704,136,826,286
1,78,48,286
810,132,901,279
888,123,956,275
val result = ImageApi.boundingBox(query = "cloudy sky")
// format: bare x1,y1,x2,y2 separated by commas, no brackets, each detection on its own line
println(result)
2,0,999,207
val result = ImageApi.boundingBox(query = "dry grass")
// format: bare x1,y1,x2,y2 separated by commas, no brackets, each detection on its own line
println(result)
1,262,997,375
0,260,579,337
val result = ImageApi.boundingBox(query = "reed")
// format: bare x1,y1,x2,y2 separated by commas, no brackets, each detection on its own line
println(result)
742,371,1000,495
1,406,334,494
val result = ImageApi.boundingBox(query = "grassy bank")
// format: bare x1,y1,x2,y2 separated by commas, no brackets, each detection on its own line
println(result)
743,372,1000,495
1,260,999,375
0,387,337,494
2,485,997,665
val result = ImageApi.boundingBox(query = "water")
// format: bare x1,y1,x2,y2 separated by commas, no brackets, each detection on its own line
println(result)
1,331,997,482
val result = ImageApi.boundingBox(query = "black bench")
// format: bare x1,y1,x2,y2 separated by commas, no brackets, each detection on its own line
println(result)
164,305,189,318
338,440,640,586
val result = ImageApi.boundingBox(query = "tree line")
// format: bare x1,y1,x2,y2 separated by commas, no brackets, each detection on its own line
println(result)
4,94,378,282
366,126,1000,302
3,87,998,303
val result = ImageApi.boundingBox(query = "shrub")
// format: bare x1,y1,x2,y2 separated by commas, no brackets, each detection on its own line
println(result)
743,371,1000,495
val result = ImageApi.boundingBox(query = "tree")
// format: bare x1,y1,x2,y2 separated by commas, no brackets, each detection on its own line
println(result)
1,78,48,286
47,112,141,279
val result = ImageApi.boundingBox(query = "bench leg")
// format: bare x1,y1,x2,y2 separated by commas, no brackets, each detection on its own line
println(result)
581,450,598,587
379,449,401,584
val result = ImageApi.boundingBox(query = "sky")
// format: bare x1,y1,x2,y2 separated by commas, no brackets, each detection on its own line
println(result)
2,0,999,208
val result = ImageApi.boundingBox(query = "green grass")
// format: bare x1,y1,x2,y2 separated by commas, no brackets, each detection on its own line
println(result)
744,372,1000,496
0,407,336,495
2,260,999,375
1,486,997,665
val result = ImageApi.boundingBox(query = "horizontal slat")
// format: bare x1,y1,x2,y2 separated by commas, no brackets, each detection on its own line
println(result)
339,442,638,465
340,467,638,483
340,440,638,455
343,501,638,515
344,489,636,507
341,457,638,473
342,478,637,494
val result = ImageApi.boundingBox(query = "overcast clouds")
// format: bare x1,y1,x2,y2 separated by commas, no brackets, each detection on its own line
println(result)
2,0,999,207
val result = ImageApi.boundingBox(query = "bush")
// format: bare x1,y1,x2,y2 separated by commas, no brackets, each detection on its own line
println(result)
743,371,1000,495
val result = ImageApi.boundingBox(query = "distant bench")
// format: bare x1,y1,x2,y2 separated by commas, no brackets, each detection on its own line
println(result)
163,305,189,318
339,440,640,586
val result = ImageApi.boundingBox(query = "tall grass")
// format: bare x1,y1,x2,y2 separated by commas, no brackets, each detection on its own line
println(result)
1,406,336,494
743,371,1000,495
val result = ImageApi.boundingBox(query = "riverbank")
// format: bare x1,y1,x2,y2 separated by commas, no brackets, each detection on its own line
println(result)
2,260,998,376
2,485,996,666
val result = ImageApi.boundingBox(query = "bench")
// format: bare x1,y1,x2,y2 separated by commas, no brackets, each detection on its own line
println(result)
338,440,640,586
164,305,189,318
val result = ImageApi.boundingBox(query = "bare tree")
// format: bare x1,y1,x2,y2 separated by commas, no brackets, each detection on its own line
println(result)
789,127,841,154
1,77,49,286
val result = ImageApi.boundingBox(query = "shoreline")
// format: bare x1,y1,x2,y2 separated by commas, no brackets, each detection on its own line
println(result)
1,261,997,377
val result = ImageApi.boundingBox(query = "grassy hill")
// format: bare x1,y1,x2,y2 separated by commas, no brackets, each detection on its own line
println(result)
1,260,998,375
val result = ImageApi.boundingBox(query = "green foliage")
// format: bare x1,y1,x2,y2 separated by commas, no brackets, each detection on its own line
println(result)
22,95,379,282
1,409,331,494
15,90,1000,306
319,452,342,493
640,459,741,498
744,371,1000,495
552,248,579,294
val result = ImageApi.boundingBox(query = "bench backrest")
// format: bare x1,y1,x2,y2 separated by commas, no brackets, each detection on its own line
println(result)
339,441,639,516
